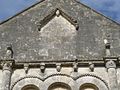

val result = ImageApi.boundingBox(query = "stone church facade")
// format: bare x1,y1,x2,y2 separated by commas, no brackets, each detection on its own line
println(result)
0,0,120,90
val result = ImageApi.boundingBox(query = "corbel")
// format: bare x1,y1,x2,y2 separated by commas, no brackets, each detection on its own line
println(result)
89,62,94,72
73,59,78,72
40,63,45,73
56,63,61,72
24,64,29,74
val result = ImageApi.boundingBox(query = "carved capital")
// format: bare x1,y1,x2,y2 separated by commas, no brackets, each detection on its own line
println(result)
1,60,14,71
106,60,116,69
104,57,118,69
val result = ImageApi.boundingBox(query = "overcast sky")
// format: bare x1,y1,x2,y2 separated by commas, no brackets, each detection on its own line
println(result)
0,0,120,23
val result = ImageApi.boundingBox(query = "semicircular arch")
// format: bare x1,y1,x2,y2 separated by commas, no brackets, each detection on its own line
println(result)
76,74,109,90
44,74,75,90
11,76,43,90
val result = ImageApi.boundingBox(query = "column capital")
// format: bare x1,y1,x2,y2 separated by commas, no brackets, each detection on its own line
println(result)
104,57,118,69
106,60,116,69
1,60,14,71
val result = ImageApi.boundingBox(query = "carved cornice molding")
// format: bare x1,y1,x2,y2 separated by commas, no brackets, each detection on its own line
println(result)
0,57,119,69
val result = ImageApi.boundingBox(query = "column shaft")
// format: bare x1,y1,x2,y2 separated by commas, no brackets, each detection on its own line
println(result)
2,63,12,90
106,60,118,90
108,68,118,90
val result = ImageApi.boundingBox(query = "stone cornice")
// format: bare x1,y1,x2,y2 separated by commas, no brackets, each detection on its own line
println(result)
0,57,119,69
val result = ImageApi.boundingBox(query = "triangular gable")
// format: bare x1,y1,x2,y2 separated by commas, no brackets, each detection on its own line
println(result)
0,0,120,61
0,0,119,26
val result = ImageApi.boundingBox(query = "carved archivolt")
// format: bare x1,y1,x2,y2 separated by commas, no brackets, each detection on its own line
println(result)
11,76,43,90
48,82,71,90
11,73,109,90
43,73,75,90
76,73,109,90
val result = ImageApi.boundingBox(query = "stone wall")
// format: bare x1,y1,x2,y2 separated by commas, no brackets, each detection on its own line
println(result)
0,70,2,90
0,0,120,90
117,68,120,89
0,0,120,62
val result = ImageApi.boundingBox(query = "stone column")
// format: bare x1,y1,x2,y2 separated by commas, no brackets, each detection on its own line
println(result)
1,61,13,90
106,59,118,90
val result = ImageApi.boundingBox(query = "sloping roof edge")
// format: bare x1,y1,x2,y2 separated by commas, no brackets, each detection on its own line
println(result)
75,0,120,25
0,0,119,25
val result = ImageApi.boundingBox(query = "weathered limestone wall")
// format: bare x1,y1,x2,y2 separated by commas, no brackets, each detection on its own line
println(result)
0,70,2,90
0,0,120,62
117,68,120,89
0,0,120,90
